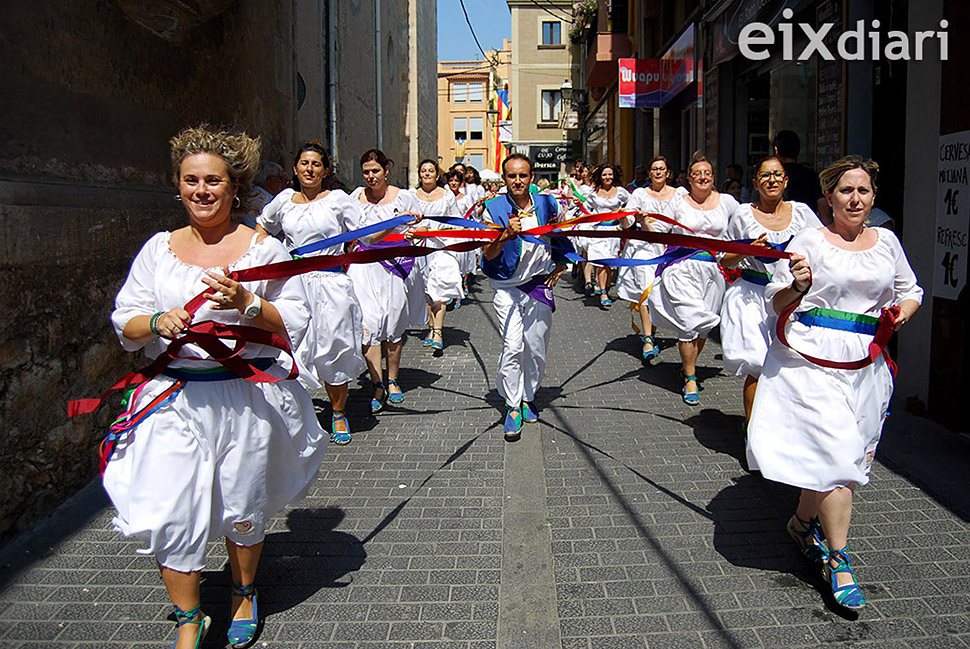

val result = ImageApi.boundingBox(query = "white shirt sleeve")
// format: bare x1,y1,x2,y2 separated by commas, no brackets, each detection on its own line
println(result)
256,189,294,234
886,230,924,306
256,237,312,349
111,233,167,352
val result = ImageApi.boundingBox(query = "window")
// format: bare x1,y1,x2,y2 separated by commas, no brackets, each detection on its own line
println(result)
453,82,485,103
469,153,484,170
541,90,562,122
469,117,483,140
455,117,484,141
542,21,561,45
468,82,484,102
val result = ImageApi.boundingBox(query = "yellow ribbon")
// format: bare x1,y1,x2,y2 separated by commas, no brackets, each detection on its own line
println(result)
630,283,654,335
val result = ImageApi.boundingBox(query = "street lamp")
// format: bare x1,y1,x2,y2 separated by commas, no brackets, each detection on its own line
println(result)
486,108,500,126
559,79,584,130
560,79,573,104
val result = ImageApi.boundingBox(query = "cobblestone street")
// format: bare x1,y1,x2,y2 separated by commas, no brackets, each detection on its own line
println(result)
1,275,969,648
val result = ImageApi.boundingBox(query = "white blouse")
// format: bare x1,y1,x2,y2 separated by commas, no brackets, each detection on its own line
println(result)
111,233,310,366
726,201,822,275
257,188,363,256
766,227,923,360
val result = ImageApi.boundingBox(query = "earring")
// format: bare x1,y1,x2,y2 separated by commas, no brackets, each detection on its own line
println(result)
233,196,241,208
174,194,181,200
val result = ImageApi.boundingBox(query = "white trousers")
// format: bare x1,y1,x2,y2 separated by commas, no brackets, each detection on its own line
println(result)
493,285,552,407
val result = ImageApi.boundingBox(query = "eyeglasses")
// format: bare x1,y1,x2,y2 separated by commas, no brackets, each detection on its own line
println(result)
690,170,713,178
757,170,786,180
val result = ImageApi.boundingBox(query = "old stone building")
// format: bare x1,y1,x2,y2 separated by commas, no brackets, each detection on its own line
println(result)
0,0,436,539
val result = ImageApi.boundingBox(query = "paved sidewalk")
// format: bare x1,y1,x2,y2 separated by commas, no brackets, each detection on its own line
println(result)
1,274,969,648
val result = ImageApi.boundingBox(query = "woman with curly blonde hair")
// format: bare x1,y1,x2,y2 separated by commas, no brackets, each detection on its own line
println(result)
105,125,326,648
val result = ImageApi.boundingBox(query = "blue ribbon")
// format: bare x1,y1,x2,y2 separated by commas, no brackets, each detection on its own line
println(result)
796,312,878,335
162,358,276,382
737,236,793,264
289,214,414,257
740,270,771,286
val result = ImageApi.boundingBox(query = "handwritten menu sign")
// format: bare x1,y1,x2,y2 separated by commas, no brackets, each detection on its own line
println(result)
815,0,844,172
935,130,970,300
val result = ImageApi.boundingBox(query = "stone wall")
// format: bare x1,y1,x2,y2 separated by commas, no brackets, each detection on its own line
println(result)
331,0,412,188
414,0,440,172
0,0,299,539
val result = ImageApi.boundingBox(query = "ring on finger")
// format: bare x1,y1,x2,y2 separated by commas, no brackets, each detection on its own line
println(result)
222,294,229,305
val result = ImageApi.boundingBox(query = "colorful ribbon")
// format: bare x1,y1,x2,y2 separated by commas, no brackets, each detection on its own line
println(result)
71,209,797,416
776,303,900,373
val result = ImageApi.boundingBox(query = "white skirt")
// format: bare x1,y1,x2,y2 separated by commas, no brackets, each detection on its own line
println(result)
424,250,464,302
615,240,663,302
103,374,326,572
648,259,725,341
347,261,427,344
587,236,621,267
746,343,892,492
299,271,366,386
458,249,478,275
719,277,774,378
568,235,589,254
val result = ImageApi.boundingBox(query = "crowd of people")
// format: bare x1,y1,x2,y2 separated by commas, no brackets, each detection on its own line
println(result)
99,124,922,647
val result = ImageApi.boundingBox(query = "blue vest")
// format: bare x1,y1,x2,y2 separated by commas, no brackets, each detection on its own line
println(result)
481,193,572,280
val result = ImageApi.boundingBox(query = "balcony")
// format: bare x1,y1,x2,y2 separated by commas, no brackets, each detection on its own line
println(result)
585,32,633,89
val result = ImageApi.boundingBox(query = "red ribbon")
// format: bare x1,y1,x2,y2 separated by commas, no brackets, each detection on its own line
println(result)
68,322,297,417
774,302,900,373
554,229,791,260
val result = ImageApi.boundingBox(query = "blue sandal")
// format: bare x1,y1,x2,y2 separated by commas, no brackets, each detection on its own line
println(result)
431,328,443,351
371,381,386,413
227,582,259,648
682,372,699,406
422,330,434,347
387,378,405,404
824,547,867,610
171,603,210,649
641,335,659,360
521,401,538,424
504,406,523,442
787,514,827,563
331,411,352,445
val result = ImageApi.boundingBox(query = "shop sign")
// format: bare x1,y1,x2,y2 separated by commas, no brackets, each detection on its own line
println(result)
934,130,970,300
530,144,578,171
662,24,695,100
618,59,663,108
619,26,696,109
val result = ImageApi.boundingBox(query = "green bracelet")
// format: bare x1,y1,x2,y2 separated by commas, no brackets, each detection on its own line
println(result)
149,311,164,336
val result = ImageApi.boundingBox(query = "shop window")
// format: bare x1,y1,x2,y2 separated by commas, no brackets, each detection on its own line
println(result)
542,21,561,46
541,90,562,123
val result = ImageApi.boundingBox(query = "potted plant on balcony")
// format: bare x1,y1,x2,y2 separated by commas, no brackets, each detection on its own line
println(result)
570,0,597,44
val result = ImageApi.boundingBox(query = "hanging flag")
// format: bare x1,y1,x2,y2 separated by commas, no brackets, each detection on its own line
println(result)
493,86,511,173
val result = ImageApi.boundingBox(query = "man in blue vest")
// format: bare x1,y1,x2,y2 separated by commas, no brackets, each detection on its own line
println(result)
482,153,575,442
